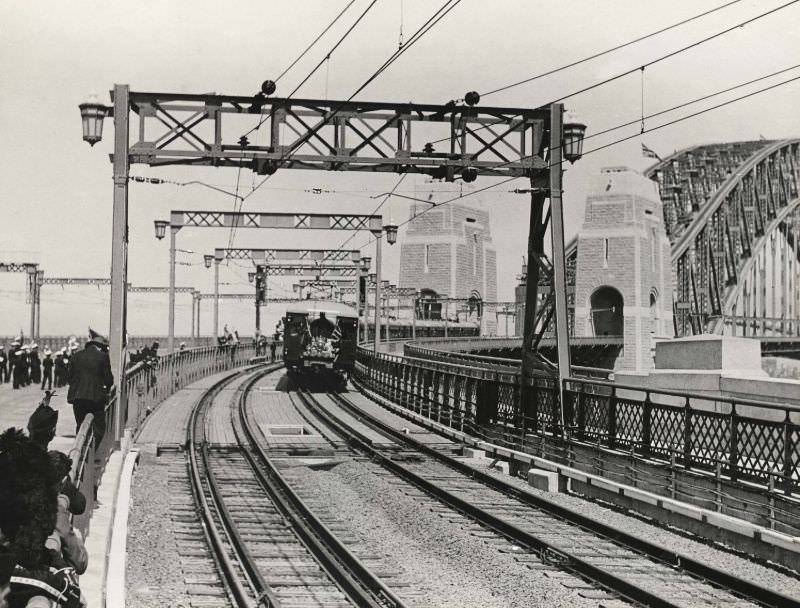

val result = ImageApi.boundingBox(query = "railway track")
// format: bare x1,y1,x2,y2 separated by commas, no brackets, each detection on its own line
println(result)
295,386,800,608
187,366,413,608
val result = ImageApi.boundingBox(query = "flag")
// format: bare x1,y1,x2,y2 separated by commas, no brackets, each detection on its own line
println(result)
331,325,342,342
641,142,661,161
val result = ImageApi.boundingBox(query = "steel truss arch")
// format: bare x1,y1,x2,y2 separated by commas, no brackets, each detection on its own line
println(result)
665,139,800,335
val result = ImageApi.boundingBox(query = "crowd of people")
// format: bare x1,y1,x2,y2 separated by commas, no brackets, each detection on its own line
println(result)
0,338,83,392
0,329,115,607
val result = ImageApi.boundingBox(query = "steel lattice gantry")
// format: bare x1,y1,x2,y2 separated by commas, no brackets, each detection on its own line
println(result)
126,92,548,177
90,85,569,442
647,140,800,336
214,247,360,264
0,262,40,340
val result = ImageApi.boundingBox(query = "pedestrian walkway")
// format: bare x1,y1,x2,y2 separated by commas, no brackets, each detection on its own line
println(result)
0,382,74,453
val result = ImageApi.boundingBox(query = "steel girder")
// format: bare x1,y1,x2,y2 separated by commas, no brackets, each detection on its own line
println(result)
196,293,297,303
42,277,110,286
125,92,549,179
263,265,358,277
172,210,382,232
655,140,800,336
0,262,38,273
214,247,360,264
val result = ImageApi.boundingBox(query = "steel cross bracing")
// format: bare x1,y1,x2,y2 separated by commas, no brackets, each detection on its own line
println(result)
264,265,358,277
214,247,360,264
646,139,800,336
125,92,550,179
171,210,382,232
42,277,111,286
196,293,298,303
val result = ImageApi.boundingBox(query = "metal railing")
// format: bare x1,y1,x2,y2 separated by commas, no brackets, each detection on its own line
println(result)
67,342,260,537
355,347,800,496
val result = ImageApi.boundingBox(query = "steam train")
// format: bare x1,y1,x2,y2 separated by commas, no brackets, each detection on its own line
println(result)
282,301,359,383
281,300,480,383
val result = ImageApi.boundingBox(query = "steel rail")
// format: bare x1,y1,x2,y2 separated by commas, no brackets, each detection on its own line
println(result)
336,385,800,608
187,368,261,608
235,374,408,608
293,389,686,608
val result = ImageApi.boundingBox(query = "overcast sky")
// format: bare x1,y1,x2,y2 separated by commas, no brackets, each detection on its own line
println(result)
1,0,798,338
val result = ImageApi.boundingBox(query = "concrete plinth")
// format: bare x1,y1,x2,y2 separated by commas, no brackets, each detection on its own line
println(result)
654,334,764,374
463,447,485,459
489,460,509,474
527,468,562,493
615,334,800,409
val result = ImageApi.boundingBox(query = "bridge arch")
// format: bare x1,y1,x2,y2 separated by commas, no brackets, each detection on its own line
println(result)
646,139,800,336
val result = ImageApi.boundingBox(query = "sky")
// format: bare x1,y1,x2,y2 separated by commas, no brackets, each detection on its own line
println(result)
1,0,799,338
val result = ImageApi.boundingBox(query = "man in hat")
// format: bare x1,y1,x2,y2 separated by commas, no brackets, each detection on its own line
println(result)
66,328,114,451
0,346,7,384
10,347,25,390
53,350,65,388
28,345,40,387
40,348,53,391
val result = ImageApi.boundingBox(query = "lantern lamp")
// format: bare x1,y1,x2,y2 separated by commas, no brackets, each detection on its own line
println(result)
78,94,109,146
204,254,214,269
153,220,169,240
384,223,398,245
562,111,587,164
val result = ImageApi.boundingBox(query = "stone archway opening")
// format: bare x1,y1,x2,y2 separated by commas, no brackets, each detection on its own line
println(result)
590,286,624,337
467,289,482,321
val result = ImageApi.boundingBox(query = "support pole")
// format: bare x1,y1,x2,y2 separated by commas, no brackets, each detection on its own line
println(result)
28,269,36,340
213,259,220,339
195,294,201,345
363,279,370,343
109,83,130,442
549,103,571,429
373,235,382,354
412,295,417,340
190,291,196,342
168,227,177,354
35,272,42,342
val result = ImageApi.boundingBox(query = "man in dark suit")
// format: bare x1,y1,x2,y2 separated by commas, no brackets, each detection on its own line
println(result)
67,329,114,450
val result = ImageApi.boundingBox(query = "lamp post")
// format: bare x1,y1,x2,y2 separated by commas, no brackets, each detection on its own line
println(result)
154,219,180,355
213,251,222,339
371,222,398,354
359,256,371,343
78,86,128,442
203,255,213,341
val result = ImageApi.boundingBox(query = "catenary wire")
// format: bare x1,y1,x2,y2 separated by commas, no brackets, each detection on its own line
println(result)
274,1,358,83
428,0,799,147
353,72,800,251
236,0,462,206
480,0,745,98
548,0,800,105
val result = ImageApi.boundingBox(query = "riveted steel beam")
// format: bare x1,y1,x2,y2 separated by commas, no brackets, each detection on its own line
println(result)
125,92,549,178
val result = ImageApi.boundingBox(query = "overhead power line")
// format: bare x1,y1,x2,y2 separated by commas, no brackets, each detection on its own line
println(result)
237,0,462,208
274,1,357,84
549,0,800,104
354,71,800,250
480,0,745,98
